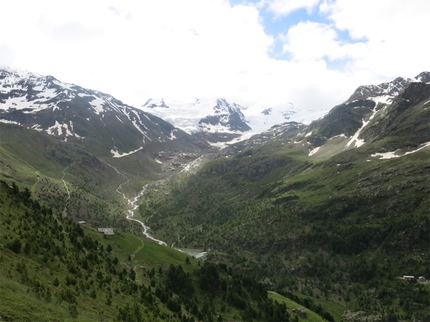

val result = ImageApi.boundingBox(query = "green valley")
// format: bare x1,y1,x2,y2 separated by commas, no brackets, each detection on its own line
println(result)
1,70,429,321
0,179,309,321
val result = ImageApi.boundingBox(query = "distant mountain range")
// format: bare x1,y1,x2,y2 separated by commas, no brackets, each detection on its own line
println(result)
141,97,307,135
220,71,430,160
1,68,429,153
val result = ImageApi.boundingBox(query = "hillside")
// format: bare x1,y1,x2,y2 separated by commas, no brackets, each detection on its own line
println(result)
0,179,316,321
0,68,208,159
138,81,430,321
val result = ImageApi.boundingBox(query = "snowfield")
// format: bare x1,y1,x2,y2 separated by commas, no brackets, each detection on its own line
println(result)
140,97,329,137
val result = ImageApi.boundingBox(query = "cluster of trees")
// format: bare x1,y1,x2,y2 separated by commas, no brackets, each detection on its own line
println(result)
1,179,298,321
154,261,291,321
137,146,430,320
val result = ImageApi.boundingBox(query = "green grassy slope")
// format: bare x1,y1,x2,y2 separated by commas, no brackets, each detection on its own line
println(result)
0,179,317,321
268,291,328,322
0,123,162,229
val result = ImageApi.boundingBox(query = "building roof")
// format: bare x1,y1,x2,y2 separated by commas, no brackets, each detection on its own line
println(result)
98,228,114,235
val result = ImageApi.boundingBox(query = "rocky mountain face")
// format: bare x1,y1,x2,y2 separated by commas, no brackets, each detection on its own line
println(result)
346,72,430,105
232,72,430,159
1,68,429,159
198,99,250,133
303,72,430,152
0,68,205,158
142,97,251,143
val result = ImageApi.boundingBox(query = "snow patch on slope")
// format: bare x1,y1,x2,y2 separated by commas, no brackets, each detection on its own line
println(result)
346,107,378,148
308,146,320,156
110,147,143,158
45,121,83,139
0,119,21,125
89,96,105,115
371,142,430,159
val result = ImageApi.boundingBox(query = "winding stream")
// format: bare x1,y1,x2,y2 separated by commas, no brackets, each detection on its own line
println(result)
105,161,167,246
120,184,167,246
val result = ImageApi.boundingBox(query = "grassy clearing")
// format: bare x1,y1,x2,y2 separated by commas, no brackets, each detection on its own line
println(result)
308,297,346,322
94,230,194,273
268,291,326,322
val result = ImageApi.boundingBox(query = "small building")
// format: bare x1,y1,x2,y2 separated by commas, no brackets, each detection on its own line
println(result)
98,228,114,236
78,221,86,224
403,275,415,280
418,276,427,283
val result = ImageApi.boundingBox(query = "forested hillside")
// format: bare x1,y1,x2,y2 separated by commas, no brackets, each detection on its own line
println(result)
0,179,324,321
134,81,430,321
139,131,430,321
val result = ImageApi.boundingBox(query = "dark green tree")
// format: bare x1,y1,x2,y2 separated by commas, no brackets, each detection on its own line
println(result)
8,238,22,254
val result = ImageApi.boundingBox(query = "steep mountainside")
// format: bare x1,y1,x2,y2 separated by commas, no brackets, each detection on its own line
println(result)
0,69,213,231
0,68,206,158
219,73,430,163
138,79,430,321
302,73,430,156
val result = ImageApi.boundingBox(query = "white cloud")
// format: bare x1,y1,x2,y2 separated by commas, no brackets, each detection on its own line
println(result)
267,0,321,16
282,21,366,61
318,0,430,78
0,0,429,117
320,0,428,42
38,18,105,43
0,45,15,66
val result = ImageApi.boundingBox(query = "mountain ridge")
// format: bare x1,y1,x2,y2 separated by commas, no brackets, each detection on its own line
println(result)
346,72,430,105
0,68,207,159
2,67,428,151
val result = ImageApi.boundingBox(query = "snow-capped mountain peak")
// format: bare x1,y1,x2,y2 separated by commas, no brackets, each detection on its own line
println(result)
0,68,189,156
140,97,249,135
143,98,169,109
346,72,430,106
414,71,430,84
198,98,250,134
139,96,325,142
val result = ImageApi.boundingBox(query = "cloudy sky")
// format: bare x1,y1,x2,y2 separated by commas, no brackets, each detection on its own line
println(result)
1,0,428,112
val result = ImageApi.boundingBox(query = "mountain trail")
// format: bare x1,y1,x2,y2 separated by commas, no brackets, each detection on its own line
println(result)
61,163,74,217
31,171,41,192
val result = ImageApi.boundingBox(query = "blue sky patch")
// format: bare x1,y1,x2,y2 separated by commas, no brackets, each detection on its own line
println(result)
228,0,367,61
